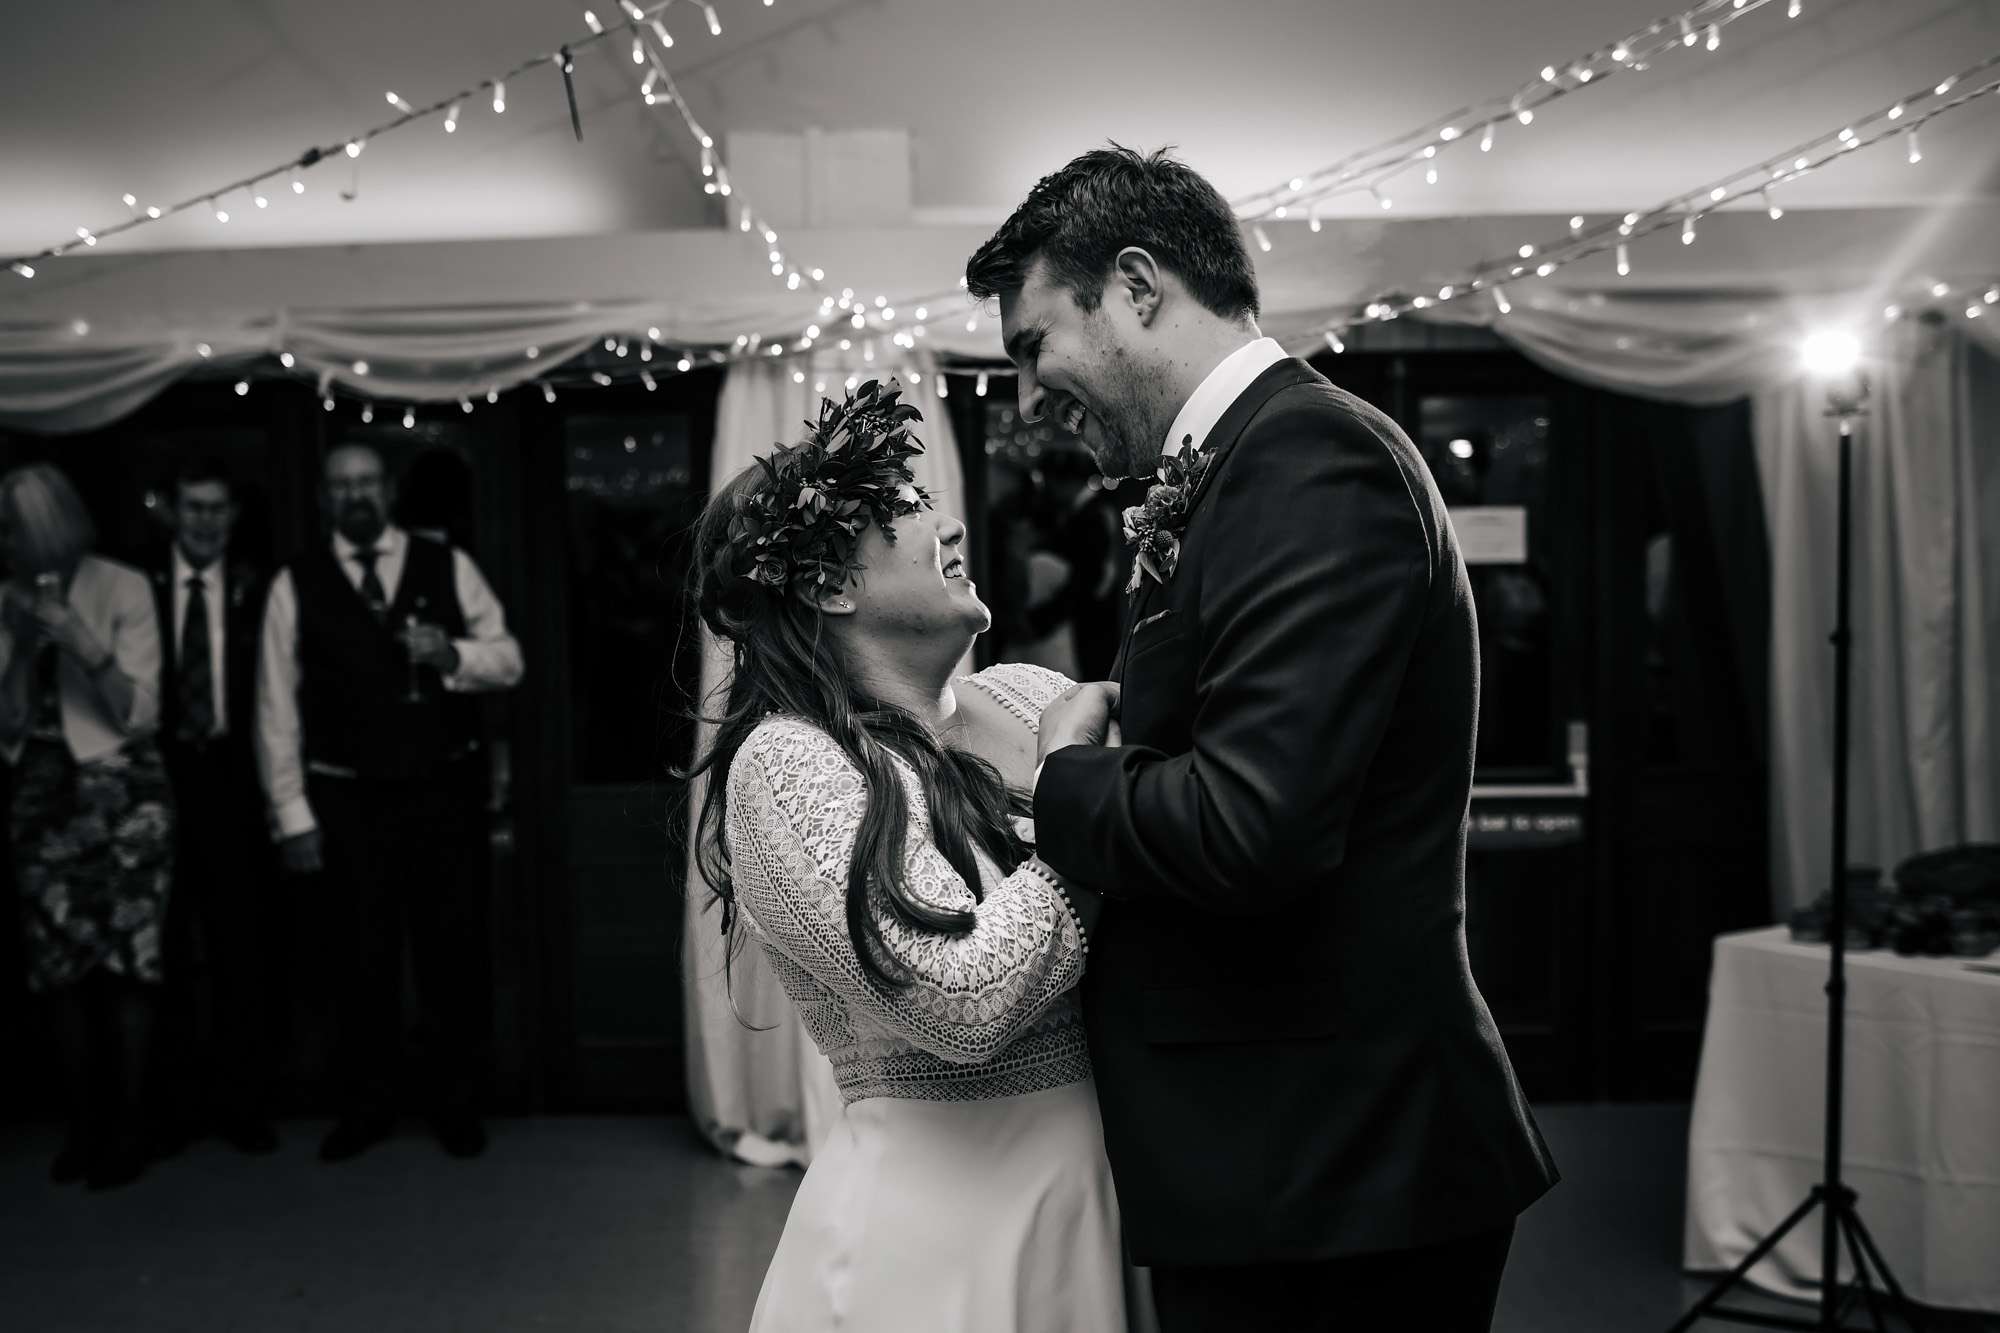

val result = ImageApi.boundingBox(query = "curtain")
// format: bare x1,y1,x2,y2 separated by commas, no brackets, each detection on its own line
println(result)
1753,324,2000,911
1392,291,2000,914
681,348,968,1167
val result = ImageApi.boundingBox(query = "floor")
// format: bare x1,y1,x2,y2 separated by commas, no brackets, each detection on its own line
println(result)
3,1104,1992,1332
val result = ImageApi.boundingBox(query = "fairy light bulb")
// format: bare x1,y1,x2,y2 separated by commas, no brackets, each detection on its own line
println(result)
912,307,926,321
492,81,506,113
1518,244,1536,259
1936,77,1956,95
1931,281,1950,297
1888,102,1905,121
633,35,646,63
1907,130,1922,164
584,10,603,33
1682,214,1698,245
1372,186,1392,211
146,206,162,219
1514,106,1533,127
235,380,250,397
387,92,415,113
1252,224,1272,253
361,405,374,423
1308,206,1322,233
1492,284,1512,315
1425,164,1438,186
651,18,673,47
1613,44,1630,62
811,268,825,282
345,139,363,158
255,193,269,209
353,360,370,376
1763,189,1784,220
937,377,949,399
1439,285,1455,300
444,102,461,132
1679,16,1695,46
973,371,989,397
965,315,980,334
622,1,646,19
461,397,474,414
787,271,801,290
643,370,659,390
213,202,229,223
402,407,416,429
1705,24,1720,51
1986,288,1999,305
1481,123,1496,151
1323,330,1345,354
197,343,213,358
542,383,557,404
1540,65,1557,82
1788,0,1801,14
323,397,336,412
703,3,721,35
1535,262,1556,278
1569,216,1584,235
677,356,693,372
1616,243,1631,276
291,171,306,195
487,389,500,404
10,263,34,279
279,351,296,368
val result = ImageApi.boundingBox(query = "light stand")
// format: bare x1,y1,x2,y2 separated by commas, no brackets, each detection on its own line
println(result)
1670,339,1928,1333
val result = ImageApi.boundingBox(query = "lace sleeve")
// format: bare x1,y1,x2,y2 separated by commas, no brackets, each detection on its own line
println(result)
966,662,1077,728
725,716,1088,1066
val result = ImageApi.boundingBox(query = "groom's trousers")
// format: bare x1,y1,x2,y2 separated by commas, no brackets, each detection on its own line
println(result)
1148,1219,1515,1333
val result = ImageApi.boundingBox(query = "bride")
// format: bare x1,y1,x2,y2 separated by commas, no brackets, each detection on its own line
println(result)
683,380,1130,1332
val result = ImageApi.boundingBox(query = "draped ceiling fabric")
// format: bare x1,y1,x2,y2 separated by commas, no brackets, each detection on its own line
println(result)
680,347,969,1168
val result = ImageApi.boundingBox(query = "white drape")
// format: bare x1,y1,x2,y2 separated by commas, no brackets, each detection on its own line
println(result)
1412,289,2000,914
680,349,968,1167
1753,324,2000,911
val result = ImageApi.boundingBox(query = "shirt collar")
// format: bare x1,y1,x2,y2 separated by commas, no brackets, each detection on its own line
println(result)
1162,336,1288,463
172,545,219,588
333,525,404,563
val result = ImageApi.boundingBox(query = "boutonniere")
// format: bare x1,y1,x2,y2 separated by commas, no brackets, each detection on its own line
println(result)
1122,439,1214,594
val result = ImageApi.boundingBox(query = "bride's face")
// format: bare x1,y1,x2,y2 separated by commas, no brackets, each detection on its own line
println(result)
831,507,990,644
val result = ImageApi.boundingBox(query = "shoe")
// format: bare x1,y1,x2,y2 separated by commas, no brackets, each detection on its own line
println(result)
431,1115,487,1159
85,1134,151,1191
318,1115,394,1163
219,1119,280,1156
50,1129,93,1184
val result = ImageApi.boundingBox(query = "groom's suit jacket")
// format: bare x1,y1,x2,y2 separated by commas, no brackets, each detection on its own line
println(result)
1036,357,1558,1267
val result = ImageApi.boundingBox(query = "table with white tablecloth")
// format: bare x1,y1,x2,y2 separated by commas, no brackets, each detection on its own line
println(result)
1683,926,2000,1312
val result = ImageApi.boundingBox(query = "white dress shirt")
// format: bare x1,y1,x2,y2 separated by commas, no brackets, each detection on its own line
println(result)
171,545,229,739
256,525,524,840
1033,335,1289,796
1161,336,1289,461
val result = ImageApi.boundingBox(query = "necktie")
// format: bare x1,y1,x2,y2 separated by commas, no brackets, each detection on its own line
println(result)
356,548,389,623
180,574,216,741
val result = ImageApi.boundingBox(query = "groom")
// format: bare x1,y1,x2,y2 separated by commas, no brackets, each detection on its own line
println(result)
969,147,1558,1331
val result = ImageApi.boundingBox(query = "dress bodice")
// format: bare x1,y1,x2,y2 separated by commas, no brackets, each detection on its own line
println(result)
724,662,1091,1104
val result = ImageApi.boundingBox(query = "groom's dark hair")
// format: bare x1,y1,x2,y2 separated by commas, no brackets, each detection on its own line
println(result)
965,144,1259,321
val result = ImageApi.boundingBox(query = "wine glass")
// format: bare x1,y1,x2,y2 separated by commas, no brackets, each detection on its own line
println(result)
402,594,430,703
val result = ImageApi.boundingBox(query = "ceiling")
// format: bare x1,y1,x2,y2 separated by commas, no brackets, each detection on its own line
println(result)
6,0,2000,268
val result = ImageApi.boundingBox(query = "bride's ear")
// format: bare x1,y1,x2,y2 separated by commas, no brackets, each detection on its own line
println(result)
794,582,857,617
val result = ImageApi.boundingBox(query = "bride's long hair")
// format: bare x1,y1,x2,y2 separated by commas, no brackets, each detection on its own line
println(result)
678,464,1031,993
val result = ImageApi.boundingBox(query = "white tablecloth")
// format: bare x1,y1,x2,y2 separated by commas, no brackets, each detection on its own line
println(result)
1684,926,2000,1312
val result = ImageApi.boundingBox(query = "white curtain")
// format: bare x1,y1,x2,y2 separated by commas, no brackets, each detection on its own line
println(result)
1753,323,2000,911
681,348,968,1167
1412,289,2000,914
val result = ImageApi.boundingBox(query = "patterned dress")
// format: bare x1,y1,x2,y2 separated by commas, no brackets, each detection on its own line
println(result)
12,645,175,992
727,663,1128,1333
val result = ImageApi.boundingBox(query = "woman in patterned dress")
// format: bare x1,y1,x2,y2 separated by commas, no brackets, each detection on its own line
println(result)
0,464,174,1190
682,386,1137,1332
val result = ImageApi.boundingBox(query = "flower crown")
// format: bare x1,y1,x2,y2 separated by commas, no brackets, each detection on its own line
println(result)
727,378,932,597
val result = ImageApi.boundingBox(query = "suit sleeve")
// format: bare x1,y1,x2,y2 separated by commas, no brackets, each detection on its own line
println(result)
1034,400,1433,914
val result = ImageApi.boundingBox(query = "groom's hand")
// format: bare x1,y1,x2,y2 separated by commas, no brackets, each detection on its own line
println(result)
1038,681,1121,767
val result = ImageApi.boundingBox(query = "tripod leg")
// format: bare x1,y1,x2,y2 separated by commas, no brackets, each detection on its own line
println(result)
1836,1210,1888,1333
1842,1213,1930,1333
1668,1190,1823,1333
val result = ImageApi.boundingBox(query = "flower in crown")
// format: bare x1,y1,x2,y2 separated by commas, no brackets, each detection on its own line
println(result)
727,378,932,599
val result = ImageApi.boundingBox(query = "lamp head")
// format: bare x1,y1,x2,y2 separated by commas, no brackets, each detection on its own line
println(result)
1800,329,1868,419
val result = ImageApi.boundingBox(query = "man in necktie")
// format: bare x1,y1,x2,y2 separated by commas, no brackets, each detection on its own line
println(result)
152,457,280,1157
256,443,523,1163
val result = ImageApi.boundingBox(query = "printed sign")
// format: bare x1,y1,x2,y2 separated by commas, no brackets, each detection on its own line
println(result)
1450,506,1528,565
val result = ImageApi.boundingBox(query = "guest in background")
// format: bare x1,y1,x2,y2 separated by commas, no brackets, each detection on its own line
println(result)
150,457,279,1157
0,464,173,1190
256,443,522,1163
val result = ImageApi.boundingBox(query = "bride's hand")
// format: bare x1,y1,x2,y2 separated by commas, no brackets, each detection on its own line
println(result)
1038,681,1120,764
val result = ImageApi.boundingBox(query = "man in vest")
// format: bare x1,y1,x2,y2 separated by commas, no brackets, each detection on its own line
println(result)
256,443,522,1162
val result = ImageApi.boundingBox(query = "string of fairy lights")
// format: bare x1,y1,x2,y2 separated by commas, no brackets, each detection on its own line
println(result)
1232,0,1812,230
1300,51,2000,352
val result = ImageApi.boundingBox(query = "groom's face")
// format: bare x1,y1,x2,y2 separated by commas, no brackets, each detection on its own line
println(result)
1000,260,1161,483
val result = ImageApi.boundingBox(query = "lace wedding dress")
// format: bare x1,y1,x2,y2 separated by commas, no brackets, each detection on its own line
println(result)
726,663,1128,1333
